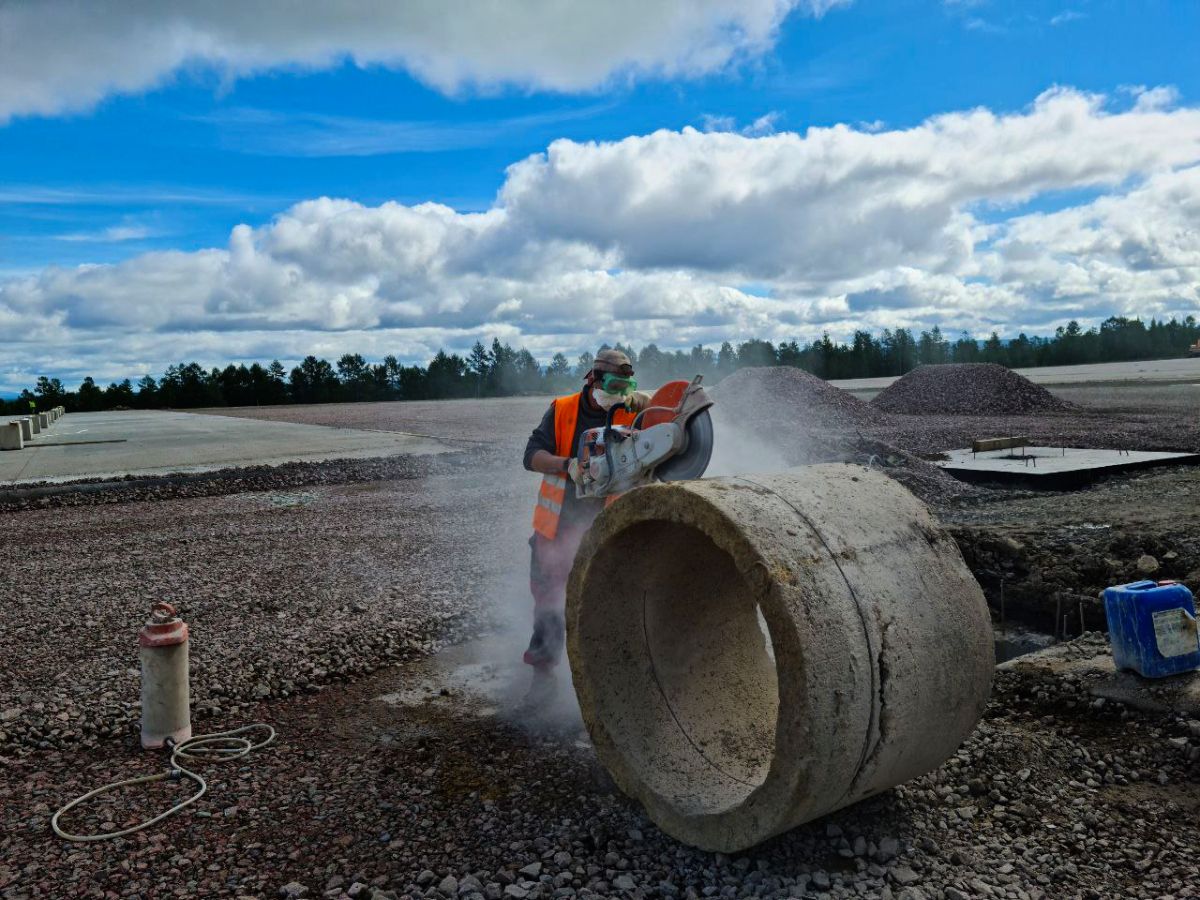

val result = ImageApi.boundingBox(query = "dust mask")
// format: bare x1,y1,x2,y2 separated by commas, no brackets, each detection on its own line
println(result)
592,387,624,411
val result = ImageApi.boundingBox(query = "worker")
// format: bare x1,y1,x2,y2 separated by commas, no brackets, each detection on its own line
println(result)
521,349,651,701
27,399,35,415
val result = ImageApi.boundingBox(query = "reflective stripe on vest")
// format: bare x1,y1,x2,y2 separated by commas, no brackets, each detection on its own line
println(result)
538,474,567,515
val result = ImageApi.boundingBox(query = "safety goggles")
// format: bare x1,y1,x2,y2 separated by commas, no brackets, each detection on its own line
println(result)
596,372,637,395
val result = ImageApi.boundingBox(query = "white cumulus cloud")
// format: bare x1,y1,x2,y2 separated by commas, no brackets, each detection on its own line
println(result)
3,87,1200,389
0,0,846,123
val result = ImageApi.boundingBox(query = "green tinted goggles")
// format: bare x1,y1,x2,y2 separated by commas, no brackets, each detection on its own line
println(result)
599,372,637,395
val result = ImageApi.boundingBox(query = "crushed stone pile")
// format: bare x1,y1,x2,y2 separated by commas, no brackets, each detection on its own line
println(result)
711,366,885,430
871,363,1072,416
710,368,979,507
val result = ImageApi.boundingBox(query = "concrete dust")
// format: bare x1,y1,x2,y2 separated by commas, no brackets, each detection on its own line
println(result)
375,635,585,731
409,441,588,734
706,407,791,477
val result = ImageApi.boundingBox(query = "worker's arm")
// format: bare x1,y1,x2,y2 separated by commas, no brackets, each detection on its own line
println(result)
528,449,571,476
524,401,568,475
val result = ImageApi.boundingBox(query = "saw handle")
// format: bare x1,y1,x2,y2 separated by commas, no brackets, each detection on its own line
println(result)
599,402,623,495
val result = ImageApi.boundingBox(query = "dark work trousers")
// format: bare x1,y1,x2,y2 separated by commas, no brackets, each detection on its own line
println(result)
523,522,592,670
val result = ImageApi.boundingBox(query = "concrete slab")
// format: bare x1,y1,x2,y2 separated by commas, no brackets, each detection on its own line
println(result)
0,410,453,486
935,445,1200,488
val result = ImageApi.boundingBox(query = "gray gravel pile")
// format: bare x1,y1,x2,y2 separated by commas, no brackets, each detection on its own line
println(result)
872,364,1073,416
712,367,886,430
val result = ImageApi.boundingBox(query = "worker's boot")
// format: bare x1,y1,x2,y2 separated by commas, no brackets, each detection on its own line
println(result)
519,664,559,713
516,609,564,715
521,608,564,669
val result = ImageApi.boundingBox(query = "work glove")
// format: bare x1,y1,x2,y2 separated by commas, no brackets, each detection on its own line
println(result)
566,458,582,484
624,390,653,412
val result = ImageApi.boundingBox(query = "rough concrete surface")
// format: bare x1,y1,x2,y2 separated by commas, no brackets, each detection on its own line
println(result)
568,465,992,852
0,410,450,486
936,446,1199,485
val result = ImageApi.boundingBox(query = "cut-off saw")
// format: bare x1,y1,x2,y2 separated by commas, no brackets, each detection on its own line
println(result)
575,376,715,500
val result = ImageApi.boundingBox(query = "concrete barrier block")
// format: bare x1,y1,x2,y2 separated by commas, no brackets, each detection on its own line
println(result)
29,415,41,434
0,422,23,451
17,418,32,441
37,413,50,429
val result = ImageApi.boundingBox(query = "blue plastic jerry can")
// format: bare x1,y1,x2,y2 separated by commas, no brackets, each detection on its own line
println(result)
1103,580,1200,678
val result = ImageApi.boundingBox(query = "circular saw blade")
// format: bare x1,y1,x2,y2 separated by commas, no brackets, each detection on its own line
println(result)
653,408,714,483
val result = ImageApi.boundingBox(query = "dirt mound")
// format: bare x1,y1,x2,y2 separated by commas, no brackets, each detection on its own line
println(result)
712,366,885,430
871,364,1071,416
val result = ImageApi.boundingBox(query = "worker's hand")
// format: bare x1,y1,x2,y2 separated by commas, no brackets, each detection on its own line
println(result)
566,458,582,484
624,390,653,412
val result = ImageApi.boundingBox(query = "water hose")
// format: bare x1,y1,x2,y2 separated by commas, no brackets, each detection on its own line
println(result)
51,723,275,842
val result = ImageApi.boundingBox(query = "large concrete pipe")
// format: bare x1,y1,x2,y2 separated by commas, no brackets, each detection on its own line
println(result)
566,464,992,853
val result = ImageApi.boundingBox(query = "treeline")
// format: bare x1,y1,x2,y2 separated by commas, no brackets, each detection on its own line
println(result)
4,315,1197,414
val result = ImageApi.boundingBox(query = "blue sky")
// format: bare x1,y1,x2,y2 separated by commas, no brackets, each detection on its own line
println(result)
1,0,1199,390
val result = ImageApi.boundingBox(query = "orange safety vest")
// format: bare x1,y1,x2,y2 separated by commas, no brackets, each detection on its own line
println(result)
532,391,635,540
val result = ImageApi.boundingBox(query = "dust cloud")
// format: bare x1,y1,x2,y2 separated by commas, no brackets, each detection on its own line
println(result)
453,395,792,734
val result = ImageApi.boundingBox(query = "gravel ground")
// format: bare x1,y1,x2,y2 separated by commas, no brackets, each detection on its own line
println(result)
4,634,1198,899
0,460,534,755
3,383,1200,898
872,365,1071,416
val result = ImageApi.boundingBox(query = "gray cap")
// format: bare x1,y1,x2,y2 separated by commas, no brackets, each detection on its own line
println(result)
593,348,634,376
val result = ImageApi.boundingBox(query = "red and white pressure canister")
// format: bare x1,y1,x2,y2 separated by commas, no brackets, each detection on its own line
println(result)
138,602,191,749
